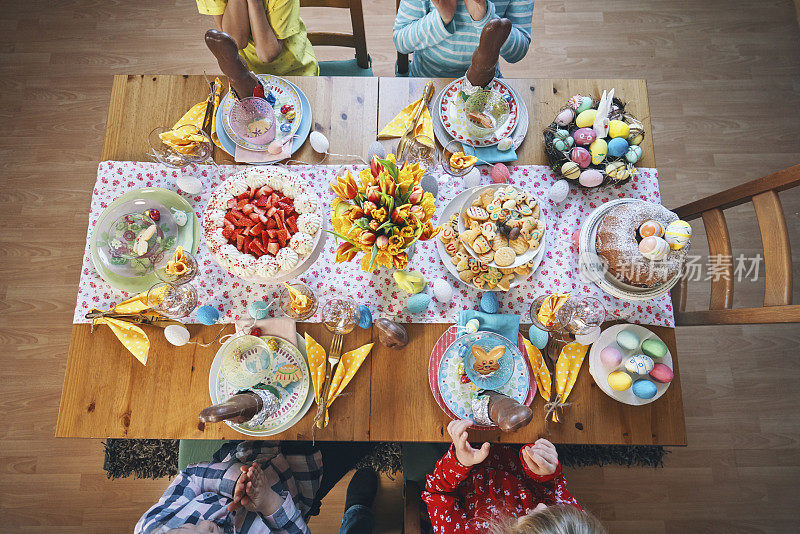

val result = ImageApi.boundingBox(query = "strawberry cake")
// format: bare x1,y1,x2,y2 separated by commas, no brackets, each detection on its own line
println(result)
202,167,323,282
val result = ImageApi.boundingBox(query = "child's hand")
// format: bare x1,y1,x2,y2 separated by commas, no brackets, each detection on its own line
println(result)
432,0,457,25
464,0,488,21
447,419,490,467
521,438,559,476
231,462,284,516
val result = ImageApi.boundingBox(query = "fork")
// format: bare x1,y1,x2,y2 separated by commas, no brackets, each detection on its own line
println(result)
314,334,344,428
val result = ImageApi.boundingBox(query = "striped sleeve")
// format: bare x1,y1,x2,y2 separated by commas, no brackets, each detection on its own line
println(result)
393,0,456,54
497,0,534,63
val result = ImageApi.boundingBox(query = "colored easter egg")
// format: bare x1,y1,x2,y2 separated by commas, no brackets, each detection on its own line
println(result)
458,344,469,358
548,179,570,203
638,236,670,261
196,305,220,325
573,127,597,146
561,161,581,180
625,354,654,375
367,140,386,161
498,137,514,151
480,291,500,314
608,119,630,139
552,136,574,152
555,108,575,126
575,109,597,128
248,300,271,320
433,278,453,303
649,363,674,383
616,330,640,351
575,96,594,114
628,126,645,145
164,324,191,346
579,169,603,187
605,161,629,181
528,324,549,349
570,147,591,168
600,346,624,367
555,129,571,141
664,220,692,250
607,137,629,158
608,371,633,391
491,163,510,184
638,220,664,239
625,145,643,164
642,338,668,359
406,292,431,314
421,172,438,197
589,138,608,164
357,304,373,329
632,378,658,399
465,318,480,333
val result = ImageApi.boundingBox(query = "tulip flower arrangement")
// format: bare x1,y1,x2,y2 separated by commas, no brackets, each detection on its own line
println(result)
330,154,440,272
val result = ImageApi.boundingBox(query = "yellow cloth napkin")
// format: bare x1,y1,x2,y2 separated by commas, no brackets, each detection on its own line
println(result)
524,338,551,401
160,78,223,152
321,342,374,427
378,98,434,141
305,333,327,404
537,293,570,328
554,341,589,401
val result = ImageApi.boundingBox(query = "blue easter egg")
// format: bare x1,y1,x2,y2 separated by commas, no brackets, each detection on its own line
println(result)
280,123,291,133
632,378,658,400
421,172,438,197
480,292,499,314
458,345,468,358
575,96,594,114
248,300,271,320
406,292,431,314
528,325,549,350
265,91,276,105
357,304,373,329
607,137,629,158
626,145,643,164
196,305,220,325
367,140,386,162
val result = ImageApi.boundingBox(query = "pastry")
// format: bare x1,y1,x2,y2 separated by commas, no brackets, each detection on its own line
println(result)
509,237,529,255
466,206,490,222
494,246,516,267
472,345,505,375
472,235,491,254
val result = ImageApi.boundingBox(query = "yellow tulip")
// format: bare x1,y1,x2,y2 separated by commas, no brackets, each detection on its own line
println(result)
335,242,359,263
392,252,409,270
420,193,436,220
330,172,358,200
420,221,441,241
372,207,388,224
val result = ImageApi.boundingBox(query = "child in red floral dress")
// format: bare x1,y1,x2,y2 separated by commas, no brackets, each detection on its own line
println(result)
422,419,605,533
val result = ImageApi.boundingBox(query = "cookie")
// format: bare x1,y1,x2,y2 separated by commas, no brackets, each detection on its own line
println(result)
460,226,481,246
479,221,496,240
514,263,533,276
509,237,529,255
479,250,495,264
455,256,469,272
472,276,486,289
494,246,516,267
472,235,491,254
502,198,517,210
496,273,515,291
468,257,483,274
459,269,477,283
465,206,489,221
479,189,496,207
444,240,460,255
439,226,456,243
492,234,509,249
499,267,515,275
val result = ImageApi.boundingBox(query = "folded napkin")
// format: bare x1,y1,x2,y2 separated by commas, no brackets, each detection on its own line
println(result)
458,310,520,345
523,338,551,401
234,135,292,164
161,78,223,152
476,145,517,164
544,341,589,421
379,98,434,141
234,317,297,346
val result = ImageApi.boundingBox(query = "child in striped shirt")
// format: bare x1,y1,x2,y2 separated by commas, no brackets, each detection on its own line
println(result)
393,0,533,78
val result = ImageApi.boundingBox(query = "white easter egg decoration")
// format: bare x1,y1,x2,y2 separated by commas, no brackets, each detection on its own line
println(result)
548,179,570,203
176,175,203,195
309,131,330,153
433,278,453,303
497,137,514,151
464,168,481,188
171,209,188,227
164,324,191,346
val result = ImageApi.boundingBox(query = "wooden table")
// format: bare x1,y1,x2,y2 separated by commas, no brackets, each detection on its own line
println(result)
57,75,685,446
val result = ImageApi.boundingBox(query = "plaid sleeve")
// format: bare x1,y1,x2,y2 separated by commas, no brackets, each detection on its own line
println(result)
262,492,310,533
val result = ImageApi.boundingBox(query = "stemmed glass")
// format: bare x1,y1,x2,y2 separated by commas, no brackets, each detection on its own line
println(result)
530,294,606,362
279,282,318,321
148,126,214,168
441,139,477,178
146,281,199,319
399,134,439,170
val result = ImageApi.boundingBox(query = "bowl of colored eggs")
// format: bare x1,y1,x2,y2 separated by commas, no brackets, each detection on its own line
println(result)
543,94,646,189
588,323,674,406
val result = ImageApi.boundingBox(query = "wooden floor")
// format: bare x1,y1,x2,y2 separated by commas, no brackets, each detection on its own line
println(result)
0,0,799,532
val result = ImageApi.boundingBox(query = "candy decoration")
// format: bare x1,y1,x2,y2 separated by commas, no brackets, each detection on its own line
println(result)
528,324,549,350
497,137,514,151
600,346,623,367
196,305,220,325
465,318,480,333
250,327,262,337
309,131,329,153
357,304,373,329
146,209,160,222
608,371,632,391
638,220,664,239
374,318,409,349
561,161,581,180
248,300,271,320
632,378,657,399
523,338,551,401
463,168,481,188
625,354,654,375
177,175,203,195
171,209,188,227
491,163,510,184
650,363,674,383
164,324,191,346
638,236,670,261
280,123,291,133
548,180,570,203
406,292,431,314
664,220,692,250
480,291,499,314
433,278,453,303
265,91,277,106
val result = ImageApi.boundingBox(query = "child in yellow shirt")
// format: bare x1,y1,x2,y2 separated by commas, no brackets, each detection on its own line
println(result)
197,0,318,76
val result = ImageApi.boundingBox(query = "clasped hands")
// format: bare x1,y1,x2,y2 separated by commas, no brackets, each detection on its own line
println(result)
432,0,488,25
228,462,284,517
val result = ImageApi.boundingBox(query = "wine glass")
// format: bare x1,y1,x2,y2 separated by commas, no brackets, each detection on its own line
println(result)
530,294,606,361
320,298,358,335
148,126,214,168
147,282,199,319
156,249,198,286
441,139,477,177
280,282,318,321
399,134,438,169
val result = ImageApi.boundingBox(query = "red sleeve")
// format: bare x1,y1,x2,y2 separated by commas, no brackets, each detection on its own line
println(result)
421,445,474,533
518,449,582,511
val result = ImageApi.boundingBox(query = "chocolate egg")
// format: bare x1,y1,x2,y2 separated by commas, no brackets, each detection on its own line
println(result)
561,161,581,180
575,96,594,114
575,109,597,128
608,371,632,391
375,318,409,349
607,137,629,158
632,379,657,399
589,138,608,164
573,127,596,146
600,346,624,367
555,108,575,126
570,147,591,168
625,145,643,164
579,169,603,187
608,119,630,139
649,363,674,383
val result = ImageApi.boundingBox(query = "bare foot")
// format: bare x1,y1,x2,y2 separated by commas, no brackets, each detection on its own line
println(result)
466,18,512,88
205,29,260,99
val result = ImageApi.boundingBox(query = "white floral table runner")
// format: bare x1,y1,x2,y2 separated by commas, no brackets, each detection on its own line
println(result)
74,161,674,327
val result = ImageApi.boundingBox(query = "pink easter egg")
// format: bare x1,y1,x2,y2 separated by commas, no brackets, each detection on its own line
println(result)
600,346,623,367
579,169,603,187
650,363,673,383
491,163,510,183
573,127,597,146
570,147,591,168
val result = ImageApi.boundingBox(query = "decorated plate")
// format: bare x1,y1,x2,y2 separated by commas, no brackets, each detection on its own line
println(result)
209,333,312,436
221,75,303,151
462,331,519,390
439,78,518,147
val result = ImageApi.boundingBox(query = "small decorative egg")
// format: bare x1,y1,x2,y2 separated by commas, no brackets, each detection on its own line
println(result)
589,138,608,164
406,292,431,314
579,169,603,187
554,129,571,142
575,109,598,128
498,137,514,151
570,147,591,168
552,136,574,152
664,220,692,250
433,278,453,303
164,324,191,346
632,378,658,399
280,123,291,133
394,270,426,294
465,318,480,333
528,324,548,350
628,127,645,145
458,345,469,358
649,363,674,383
285,110,295,122
638,220,664,239
548,179,570,203
368,140,386,161
309,131,329,153
248,300,271,320
575,96,594,114
607,137,629,158
266,338,279,352
491,163,510,184
480,291,499,314
555,108,575,126
463,168,481,188
605,161,628,181
608,120,630,139
638,236,670,261
177,176,203,195
357,304,373,329
608,371,633,391
267,139,285,154
575,326,601,345
171,209,188,227
600,346,624,367
642,338,668,359
616,329,640,351
573,127,597,146
625,145,642,164
571,228,581,248
196,305,220,326
561,161,581,180
625,354,654,375
421,172,438,197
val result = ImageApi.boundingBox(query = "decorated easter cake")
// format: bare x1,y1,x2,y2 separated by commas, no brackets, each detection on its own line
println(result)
595,200,690,288
202,167,322,281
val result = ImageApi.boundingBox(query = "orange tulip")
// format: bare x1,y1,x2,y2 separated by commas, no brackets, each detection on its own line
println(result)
358,230,376,247
392,252,409,270
407,185,424,205
330,172,358,200
362,201,377,217
365,184,381,204
376,235,389,250
335,242,359,263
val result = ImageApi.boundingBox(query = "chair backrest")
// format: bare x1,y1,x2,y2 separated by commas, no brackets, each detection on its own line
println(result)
670,164,800,325
396,0,410,75
299,0,369,69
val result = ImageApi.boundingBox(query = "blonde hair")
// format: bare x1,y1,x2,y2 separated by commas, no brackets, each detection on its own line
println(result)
489,505,606,534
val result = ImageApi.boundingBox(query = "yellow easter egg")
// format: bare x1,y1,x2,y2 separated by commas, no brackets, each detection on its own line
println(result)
575,109,597,128
608,120,630,139
608,370,633,391
664,220,692,250
589,138,608,164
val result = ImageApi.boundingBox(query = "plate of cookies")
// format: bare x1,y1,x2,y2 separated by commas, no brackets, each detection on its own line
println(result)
457,184,545,269
436,188,545,291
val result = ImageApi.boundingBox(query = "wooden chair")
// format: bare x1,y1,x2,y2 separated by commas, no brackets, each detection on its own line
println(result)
670,164,800,325
299,0,372,76
396,0,410,76
404,480,429,534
